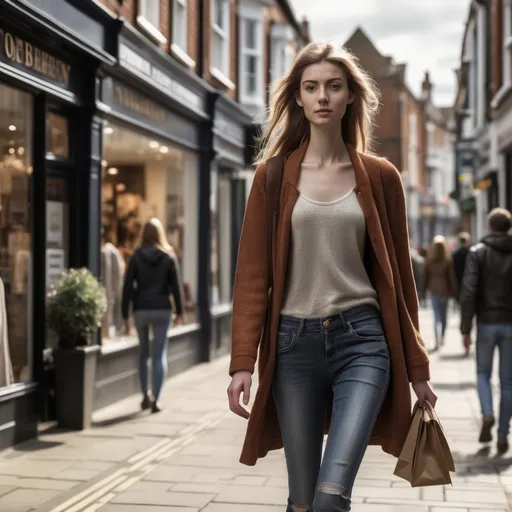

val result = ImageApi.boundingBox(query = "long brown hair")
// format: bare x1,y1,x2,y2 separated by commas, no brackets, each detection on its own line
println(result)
140,217,175,257
255,41,381,164
427,235,450,264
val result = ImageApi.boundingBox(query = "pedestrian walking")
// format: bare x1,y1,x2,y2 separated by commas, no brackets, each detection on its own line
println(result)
452,231,471,300
227,41,436,512
422,235,457,349
122,217,184,414
411,246,425,307
460,208,512,454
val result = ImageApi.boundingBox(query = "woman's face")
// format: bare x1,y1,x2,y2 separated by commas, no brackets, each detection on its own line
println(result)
297,60,354,127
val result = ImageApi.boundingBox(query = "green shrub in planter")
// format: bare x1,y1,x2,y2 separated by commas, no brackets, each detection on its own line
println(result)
47,268,107,349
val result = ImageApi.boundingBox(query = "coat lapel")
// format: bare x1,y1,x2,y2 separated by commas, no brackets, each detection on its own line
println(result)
347,144,393,287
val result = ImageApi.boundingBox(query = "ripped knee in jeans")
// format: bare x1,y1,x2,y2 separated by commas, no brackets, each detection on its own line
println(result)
313,483,351,512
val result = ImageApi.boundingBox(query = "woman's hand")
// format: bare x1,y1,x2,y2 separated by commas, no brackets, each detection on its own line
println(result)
227,371,252,419
412,380,438,408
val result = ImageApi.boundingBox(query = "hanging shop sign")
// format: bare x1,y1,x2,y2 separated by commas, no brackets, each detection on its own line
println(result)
0,25,71,87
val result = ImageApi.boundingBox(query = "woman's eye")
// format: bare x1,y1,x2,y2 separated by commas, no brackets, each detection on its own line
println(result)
331,84,341,90
305,86,315,92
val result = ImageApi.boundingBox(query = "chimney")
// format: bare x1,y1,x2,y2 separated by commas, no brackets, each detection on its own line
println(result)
422,71,433,102
301,16,310,43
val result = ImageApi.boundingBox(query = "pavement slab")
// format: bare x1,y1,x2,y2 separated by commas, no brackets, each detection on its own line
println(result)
0,308,508,511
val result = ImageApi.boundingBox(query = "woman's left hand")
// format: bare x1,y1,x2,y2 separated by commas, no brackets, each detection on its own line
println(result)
412,380,438,408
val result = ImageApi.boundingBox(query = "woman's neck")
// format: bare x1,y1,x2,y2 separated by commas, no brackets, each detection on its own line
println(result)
304,125,347,166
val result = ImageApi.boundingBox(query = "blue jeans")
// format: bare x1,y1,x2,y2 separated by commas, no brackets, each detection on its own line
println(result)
431,294,449,342
272,305,390,512
133,310,172,400
476,323,512,440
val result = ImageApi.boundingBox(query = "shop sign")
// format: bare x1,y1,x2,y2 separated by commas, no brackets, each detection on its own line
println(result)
214,111,245,145
114,83,165,124
119,43,202,112
0,26,71,87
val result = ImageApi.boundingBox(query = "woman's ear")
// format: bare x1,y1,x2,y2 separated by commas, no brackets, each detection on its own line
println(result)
296,92,303,108
348,91,355,105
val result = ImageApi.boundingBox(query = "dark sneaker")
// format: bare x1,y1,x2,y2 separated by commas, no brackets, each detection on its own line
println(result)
479,415,495,443
497,439,509,455
141,394,151,410
151,400,162,414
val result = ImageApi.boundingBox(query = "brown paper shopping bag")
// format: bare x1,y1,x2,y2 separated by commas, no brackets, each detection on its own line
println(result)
394,401,455,487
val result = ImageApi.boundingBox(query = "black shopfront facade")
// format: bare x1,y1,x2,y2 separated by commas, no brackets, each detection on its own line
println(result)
0,0,118,448
0,0,254,450
93,22,214,410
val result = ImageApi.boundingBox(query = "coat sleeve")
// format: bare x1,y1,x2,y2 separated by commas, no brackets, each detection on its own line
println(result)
229,163,269,376
459,247,480,335
380,158,431,383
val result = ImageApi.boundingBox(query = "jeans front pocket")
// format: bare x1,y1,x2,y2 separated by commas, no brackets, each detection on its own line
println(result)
348,316,385,341
276,330,297,353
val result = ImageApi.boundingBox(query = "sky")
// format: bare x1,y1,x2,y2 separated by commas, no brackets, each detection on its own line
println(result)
289,0,470,106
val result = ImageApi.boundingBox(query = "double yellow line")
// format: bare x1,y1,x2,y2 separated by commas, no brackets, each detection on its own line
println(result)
47,410,226,512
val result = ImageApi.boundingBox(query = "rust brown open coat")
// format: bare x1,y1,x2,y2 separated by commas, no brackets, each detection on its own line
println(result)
229,142,431,466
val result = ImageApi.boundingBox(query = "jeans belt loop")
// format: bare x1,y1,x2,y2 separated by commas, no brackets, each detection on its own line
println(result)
298,318,305,336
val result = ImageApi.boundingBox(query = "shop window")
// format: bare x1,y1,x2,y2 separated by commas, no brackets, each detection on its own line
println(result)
211,0,231,82
46,113,69,159
137,0,167,45
101,122,198,342
210,169,232,306
45,176,69,348
239,16,263,104
0,83,33,385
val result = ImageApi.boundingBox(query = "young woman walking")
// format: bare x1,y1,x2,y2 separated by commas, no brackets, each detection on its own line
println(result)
122,218,184,413
422,235,457,348
226,41,437,512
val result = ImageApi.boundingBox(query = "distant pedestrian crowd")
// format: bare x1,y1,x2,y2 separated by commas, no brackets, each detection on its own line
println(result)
411,208,512,455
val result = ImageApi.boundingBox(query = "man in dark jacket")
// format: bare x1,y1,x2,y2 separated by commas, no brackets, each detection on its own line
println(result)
452,232,471,301
460,208,512,454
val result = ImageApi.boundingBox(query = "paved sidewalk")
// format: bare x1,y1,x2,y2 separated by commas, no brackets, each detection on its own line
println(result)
0,308,510,511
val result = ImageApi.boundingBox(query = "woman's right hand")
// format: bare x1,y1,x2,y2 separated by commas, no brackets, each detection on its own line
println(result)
227,370,252,419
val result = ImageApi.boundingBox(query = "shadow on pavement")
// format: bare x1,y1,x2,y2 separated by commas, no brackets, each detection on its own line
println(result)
92,410,142,428
11,437,63,454
452,446,512,476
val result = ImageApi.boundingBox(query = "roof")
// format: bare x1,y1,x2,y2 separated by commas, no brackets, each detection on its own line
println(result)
276,0,309,42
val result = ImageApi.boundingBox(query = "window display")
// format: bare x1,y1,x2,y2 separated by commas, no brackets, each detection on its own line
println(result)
0,83,33,385
101,122,198,342
210,169,232,306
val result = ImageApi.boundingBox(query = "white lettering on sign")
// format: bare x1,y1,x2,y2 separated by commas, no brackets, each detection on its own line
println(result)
119,44,202,110
214,111,245,144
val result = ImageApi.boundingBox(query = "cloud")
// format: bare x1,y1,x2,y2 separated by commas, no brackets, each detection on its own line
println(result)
290,0,469,105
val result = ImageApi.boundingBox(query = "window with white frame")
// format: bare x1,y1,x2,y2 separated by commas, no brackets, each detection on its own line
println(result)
503,0,512,87
172,0,187,52
239,14,263,103
138,0,166,44
270,24,294,92
212,0,230,79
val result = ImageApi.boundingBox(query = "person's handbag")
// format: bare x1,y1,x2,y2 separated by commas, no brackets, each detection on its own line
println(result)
394,401,455,487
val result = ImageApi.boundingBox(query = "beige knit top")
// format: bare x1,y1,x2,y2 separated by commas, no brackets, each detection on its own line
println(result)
281,189,379,318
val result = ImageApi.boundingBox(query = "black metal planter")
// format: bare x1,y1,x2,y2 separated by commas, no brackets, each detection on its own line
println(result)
54,345,100,430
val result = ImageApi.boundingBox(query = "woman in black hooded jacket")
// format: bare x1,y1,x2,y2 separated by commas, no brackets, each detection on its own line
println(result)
122,218,184,413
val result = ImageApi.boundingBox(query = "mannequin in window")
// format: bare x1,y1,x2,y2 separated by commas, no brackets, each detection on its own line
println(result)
101,225,125,338
0,276,14,387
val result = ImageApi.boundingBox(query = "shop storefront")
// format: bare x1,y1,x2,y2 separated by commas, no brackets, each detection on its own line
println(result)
210,95,252,357
93,23,213,410
0,0,117,448
495,94,512,211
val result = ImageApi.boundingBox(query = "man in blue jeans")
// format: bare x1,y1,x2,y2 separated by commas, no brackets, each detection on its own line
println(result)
460,208,512,454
